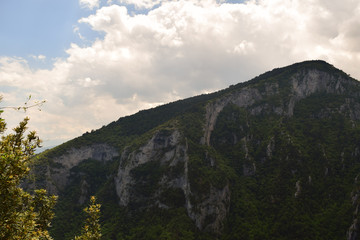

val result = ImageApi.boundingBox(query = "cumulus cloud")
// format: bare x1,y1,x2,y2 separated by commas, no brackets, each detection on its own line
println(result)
30,55,46,60
117,0,163,9
79,0,100,10
1,0,360,147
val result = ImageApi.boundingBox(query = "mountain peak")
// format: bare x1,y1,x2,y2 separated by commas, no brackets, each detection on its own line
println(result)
202,60,359,144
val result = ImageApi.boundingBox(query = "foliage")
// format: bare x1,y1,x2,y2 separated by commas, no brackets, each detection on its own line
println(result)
50,158,115,239
74,196,102,240
1,99,102,240
0,108,57,239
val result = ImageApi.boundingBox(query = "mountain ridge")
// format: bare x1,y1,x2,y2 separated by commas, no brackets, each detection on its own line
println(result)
27,60,360,239
39,60,356,152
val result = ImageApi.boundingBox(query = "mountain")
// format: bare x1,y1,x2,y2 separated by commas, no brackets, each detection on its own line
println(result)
26,60,360,239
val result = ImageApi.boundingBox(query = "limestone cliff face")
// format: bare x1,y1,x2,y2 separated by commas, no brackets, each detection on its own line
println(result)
202,68,360,146
202,87,262,145
348,175,360,240
115,130,185,206
115,129,230,233
28,130,230,234
32,144,119,195
189,184,230,233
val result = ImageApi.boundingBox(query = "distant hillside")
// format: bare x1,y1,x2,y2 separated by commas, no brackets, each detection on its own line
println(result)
26,60,360,240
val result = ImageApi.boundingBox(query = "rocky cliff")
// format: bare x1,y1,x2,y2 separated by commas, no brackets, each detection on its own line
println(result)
114,129,229,233
26,144,119,195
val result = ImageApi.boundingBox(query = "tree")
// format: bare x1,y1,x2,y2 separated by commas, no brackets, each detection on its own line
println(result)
74,196,102,240
1,97,102,239
0,105,57,239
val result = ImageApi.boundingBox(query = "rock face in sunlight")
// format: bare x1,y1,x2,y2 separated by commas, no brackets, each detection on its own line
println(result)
114,129,229,233
24,144,119,195
27,60,360,239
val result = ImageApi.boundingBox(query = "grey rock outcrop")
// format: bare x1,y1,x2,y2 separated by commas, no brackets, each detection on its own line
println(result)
190,185,230,233
202,68,358,146
28,144,119,195
202,87,262,146
115,130,184,206
115,129,229,233
348,175,360,240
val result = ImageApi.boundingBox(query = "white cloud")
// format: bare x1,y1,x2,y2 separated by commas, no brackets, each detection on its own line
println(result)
73,26,85,40
117,0,162,9
232,40,255,55
79,0,100,10
2,0,360,147
30,55,46,60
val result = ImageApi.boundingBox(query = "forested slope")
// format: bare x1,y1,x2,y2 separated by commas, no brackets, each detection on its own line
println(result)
27,60,360,239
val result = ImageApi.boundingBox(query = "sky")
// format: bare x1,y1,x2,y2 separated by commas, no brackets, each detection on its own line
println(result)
1,0,360,149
